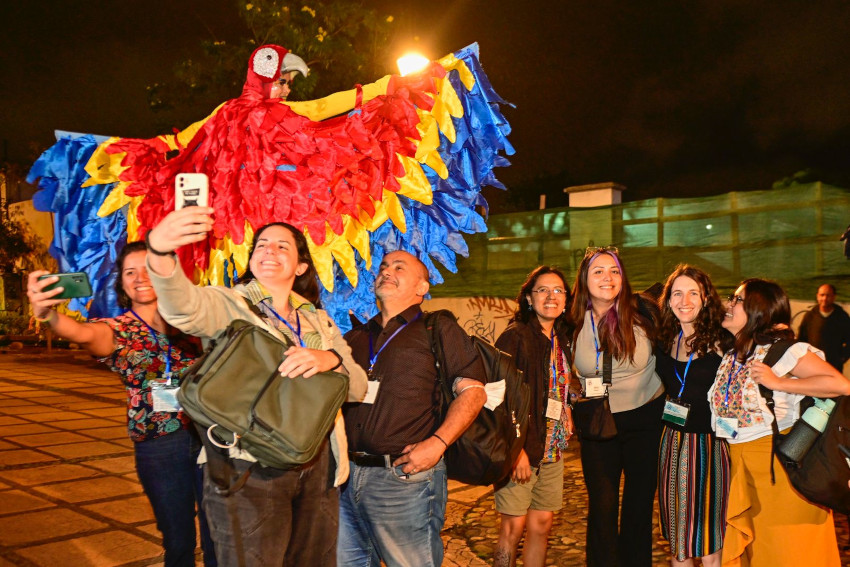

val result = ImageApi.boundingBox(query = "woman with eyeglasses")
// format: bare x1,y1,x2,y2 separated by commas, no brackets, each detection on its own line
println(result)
708,279,849,566
655,265,732,567
571,247,665,567
492,266,574,567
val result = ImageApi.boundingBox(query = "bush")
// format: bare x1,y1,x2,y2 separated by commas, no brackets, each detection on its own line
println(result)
0,311,30,335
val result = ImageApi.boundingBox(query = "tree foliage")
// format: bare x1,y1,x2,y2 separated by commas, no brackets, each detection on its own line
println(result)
147,0,396,129
0,199,35,274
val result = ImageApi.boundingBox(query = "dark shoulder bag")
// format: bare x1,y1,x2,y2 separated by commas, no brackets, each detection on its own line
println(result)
572,350,617,441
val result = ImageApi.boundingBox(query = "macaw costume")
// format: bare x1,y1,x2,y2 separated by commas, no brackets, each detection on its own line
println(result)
28,43,513,332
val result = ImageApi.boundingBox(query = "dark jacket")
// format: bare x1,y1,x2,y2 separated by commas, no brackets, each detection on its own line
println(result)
496,317,572,465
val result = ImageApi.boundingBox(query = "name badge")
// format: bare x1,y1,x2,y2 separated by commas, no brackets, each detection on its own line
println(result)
585,377,606,398
715,416,738,439
546,398,563,420
362,380,380,404
661,399,690,427
151,381,182,412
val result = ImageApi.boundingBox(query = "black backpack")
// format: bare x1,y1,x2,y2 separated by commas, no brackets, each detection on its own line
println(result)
425,310,531,486
759,339,850,514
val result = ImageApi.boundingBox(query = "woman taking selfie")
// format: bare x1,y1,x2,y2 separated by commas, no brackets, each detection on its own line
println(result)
655,265,731,567
144,207,367,566
708,278,849,566
26,242,215,567
571,247,664,567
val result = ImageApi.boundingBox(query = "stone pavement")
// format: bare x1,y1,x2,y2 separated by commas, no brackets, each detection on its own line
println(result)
1,351,848,566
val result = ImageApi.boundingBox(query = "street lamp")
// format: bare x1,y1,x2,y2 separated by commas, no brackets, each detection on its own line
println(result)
396,52,430,76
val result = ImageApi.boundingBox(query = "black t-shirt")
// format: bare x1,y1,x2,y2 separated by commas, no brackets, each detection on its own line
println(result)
654,348,722,434
343,306,485,455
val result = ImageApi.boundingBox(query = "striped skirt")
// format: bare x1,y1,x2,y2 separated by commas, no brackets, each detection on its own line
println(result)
658,426,730,561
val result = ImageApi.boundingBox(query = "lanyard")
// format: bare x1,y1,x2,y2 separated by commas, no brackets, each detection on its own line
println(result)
723,351,747,407
369,312,421,373
673,330,694,398
590,310,601,375
130,309,173,384
263,300,304,347
550,328,558,390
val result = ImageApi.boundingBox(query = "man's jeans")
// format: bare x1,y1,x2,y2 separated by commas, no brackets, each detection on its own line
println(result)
338,459,447,567
134,427,216,567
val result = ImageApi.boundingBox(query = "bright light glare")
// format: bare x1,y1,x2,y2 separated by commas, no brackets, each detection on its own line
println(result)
397,53,430,76
706,224,713,230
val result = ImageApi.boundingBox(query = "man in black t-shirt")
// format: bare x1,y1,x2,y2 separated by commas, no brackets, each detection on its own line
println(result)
798,284,850,371
339,250,487,567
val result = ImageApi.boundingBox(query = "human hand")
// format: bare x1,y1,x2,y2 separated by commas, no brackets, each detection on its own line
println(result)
278,347,338,378
749,360,782,390
392,437,446,475
26,271,66,319
511,449,532,484
147,207,215,254
565,405,574,440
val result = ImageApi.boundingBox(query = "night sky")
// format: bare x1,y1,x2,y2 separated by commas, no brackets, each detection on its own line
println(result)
3,1,850,208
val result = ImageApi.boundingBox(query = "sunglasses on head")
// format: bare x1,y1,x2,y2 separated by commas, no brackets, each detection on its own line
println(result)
584,245,619,259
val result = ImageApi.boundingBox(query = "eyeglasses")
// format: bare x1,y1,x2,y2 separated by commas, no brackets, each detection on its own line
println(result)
727,294,745,307
532,287,567,296
584,245,619,259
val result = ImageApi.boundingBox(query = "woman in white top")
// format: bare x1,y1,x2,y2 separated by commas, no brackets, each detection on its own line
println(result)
708,278,850,566
571,247,665,567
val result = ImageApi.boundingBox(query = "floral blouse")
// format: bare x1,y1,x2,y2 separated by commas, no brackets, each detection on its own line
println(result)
543,336,570,462
96,313,202,442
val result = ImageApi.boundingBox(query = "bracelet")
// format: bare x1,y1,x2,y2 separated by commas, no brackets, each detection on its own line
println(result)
329,349,344,370
34,311,54,324
144,231,175,257
433,433,449,449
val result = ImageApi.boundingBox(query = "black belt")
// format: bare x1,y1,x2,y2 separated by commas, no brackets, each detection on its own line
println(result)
348,452,404,468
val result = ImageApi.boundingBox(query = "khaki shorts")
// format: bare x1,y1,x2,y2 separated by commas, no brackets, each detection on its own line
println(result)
494,458,564,515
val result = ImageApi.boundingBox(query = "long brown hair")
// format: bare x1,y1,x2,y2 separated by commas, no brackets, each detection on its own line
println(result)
657,264,728,357
511,265,573,336
571,250,652,363
239,222,321,307
732,278,794,361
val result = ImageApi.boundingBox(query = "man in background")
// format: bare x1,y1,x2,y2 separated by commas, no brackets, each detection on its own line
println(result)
798,284,850,371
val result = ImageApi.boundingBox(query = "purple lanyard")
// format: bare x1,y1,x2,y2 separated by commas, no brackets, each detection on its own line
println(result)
723,352,747,406
129,309,172,384
673,330,694,399
369,312,422,373
589,310,601,375
263,300,304,347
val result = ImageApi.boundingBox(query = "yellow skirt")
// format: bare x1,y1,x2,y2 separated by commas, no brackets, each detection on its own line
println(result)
722,433,840,566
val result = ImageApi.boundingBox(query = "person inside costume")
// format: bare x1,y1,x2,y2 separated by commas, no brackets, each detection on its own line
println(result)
26,241,215,567
655,265,731,567
570,247,664,567
493,266,573,567
708,278,850,566
144,206,367,566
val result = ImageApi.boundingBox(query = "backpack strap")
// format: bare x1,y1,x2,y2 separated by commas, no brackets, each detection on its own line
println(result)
425,310,455,419
757,338,798,484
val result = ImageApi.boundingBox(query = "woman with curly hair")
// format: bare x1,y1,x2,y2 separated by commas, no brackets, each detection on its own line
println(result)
655,265,731,567
708,278,850,566
493,266,573,567
571,247,664,567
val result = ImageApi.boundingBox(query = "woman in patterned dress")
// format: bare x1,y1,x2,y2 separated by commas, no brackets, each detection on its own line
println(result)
26,241,215,567
708,278,850,566
655,265,731,566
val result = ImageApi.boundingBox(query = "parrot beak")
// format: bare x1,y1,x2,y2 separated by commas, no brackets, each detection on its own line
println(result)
282,53,309,78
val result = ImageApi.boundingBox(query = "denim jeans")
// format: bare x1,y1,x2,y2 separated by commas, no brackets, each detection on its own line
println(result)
203,439,338,566
134,427,216,567
338,459,447,567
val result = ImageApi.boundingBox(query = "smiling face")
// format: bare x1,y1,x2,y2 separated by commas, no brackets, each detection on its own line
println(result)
722,283,748,335
248,225,307,288
587,253,622,305
267,71,295,100
526,272,567,325
120,250,157,307
669,275,703,328
374,251,429,307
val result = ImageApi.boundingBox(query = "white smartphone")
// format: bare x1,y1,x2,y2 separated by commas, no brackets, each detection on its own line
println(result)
175,173,209,209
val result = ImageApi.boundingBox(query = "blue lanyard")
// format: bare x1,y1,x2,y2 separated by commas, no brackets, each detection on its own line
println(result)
550,328,558,390
723,352,747,406
263,300,304,347
589,310,601,375
673,330,694,398
369,312,421,373
130,309,173,384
